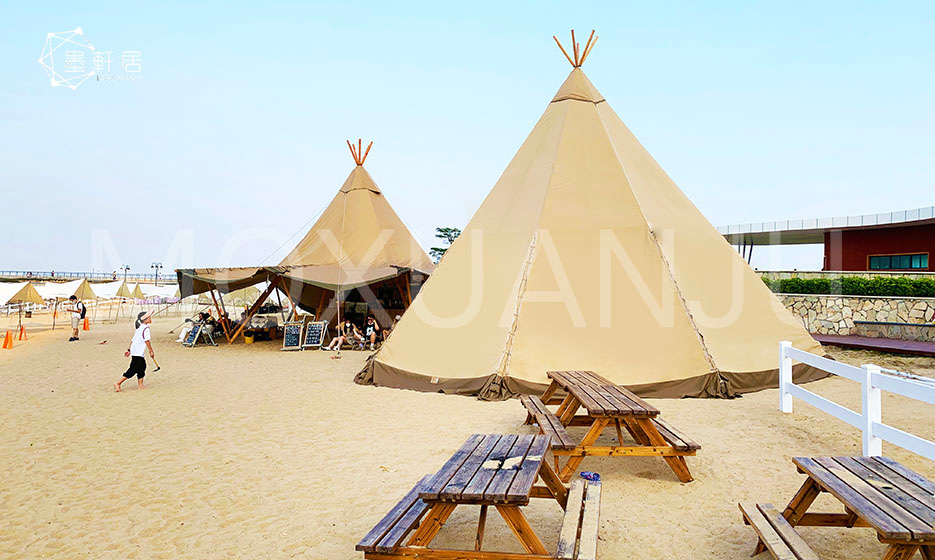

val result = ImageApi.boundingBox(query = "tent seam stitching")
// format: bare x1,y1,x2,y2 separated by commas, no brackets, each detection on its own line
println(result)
494,102,572,381
593,105,720,377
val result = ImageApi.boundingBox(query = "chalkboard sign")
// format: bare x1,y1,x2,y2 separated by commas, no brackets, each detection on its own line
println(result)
302,320,328,349
282,322,303,351
182,323,203,347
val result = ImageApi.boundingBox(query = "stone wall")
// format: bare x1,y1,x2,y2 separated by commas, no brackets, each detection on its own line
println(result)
855,321,935,342
779,294,935,335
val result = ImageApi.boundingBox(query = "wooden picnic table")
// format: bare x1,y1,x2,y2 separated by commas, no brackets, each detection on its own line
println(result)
524,370,698,483
773,456,935,560
357,433,602,559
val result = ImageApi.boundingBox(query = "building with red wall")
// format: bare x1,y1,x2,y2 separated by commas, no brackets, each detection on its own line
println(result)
824,223,933,271
719,206,934,272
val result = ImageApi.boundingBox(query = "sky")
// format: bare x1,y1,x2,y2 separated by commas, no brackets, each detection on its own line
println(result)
1,1,933,275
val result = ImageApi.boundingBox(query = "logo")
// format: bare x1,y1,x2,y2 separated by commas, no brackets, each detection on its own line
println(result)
39,27,143,90
39,28,96,90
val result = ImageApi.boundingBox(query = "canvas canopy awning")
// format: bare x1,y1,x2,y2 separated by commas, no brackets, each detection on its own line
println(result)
91,280,133,299
127,284,146,299
35,278,97,301
176,267,276,298
0,282,45,306
139,284,181,299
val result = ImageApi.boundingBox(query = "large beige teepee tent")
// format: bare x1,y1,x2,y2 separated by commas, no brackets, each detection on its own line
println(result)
358,32,825,399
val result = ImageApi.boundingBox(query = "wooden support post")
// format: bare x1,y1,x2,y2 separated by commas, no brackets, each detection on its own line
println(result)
315,288,330,322
634,418,693,483
280,278,299,321
407,503,456,547
209,289,231,343
881,545,920,560
614,419,625,446
559,417,609,482
404,271,412,306
537,461,568,509
495,506,549,555
758,477,821,556
475,505,487,551
228,277,280,344
782,478,821,525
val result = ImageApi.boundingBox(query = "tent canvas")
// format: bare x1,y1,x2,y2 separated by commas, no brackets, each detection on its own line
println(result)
0,282,44,307
140,284,181,299
91,280,133,300
358,35,825,399
128,283,146,299
35,278,97,301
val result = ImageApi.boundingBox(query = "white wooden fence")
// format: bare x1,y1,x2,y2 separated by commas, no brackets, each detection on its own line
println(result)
779,341,935,460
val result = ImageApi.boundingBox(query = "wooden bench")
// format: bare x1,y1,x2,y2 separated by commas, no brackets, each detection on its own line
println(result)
739,502,817,560
557,479,602,560
650,418,701,452
356,474,433,554
521,395,577,451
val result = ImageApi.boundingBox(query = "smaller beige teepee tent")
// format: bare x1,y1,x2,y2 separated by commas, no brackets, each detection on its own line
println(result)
176,140,435,343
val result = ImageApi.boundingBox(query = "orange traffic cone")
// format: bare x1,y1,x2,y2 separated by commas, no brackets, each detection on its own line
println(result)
83,317,90,331
2,331,12,349
18,325,26,340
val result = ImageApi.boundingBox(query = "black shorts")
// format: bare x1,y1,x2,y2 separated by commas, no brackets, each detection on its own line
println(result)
124,355,146,379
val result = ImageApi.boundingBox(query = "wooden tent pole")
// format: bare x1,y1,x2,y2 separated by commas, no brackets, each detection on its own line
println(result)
580,33,598,64
229,277,280,344
209,289,231,343
581,30,595,63
552,35,574,66
404,271,412,306
315,288,329,322
361,141,373,165
280,279,299,321
275,287,287,324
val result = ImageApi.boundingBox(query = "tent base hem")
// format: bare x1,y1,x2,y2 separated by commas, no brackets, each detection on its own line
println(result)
355,356,829,400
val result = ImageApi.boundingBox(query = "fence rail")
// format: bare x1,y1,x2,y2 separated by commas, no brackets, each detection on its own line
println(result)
0,270,175,283
779,341,935,460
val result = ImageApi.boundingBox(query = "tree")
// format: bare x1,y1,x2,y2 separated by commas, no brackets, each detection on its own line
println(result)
429,227,461,263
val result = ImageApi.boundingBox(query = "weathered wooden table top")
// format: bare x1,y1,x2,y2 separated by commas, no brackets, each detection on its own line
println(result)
419,434,552,506
793,456,935,543
547,370,660,418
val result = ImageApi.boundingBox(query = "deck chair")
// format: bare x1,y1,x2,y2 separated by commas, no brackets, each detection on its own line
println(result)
200,324,219,346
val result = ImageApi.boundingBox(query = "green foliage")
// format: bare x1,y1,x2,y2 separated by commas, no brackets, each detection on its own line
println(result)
429,227,462,263
761,275,935,297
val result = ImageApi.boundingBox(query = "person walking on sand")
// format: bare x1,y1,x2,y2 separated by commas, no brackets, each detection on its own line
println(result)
65,294,87,342
114,311,155,392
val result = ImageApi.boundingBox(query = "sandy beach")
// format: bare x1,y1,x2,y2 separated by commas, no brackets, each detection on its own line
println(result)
1,314,934,559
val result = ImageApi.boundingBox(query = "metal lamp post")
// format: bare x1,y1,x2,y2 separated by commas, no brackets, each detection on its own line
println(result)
151,262,163,287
